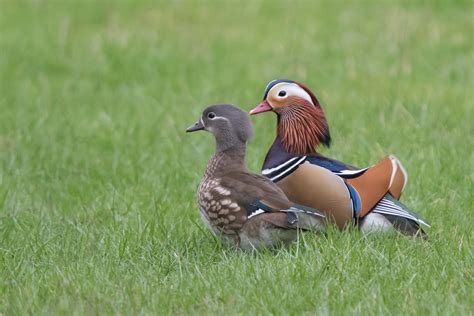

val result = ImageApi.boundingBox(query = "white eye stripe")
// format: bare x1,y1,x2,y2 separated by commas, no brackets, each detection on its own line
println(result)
270,83,313,105
212,116,230,122
202,115,230,123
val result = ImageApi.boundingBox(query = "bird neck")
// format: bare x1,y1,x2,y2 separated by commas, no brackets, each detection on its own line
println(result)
221,142,247,163
210,142,248,174
262,136,300,170
277,102,331,155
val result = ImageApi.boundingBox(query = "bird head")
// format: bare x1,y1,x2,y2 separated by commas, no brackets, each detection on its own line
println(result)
186,104,254,151
249,79,331,155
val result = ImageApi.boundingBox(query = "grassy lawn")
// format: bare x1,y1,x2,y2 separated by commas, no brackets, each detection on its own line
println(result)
0,1,472,314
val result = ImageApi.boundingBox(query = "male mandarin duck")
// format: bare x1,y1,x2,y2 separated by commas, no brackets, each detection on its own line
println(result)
249,79,430,236
186,104,326,250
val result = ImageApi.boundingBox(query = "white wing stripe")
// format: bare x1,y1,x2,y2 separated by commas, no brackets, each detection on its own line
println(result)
333,168,368,176
373,206,418,221
373,202,431,227
374,208,431,227
248,209,265,219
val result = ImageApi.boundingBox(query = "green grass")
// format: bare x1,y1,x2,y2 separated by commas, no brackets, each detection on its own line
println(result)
1,0,472,314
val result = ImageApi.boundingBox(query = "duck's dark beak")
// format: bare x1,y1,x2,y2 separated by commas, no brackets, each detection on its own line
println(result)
249,100,272,115
186,120,205,133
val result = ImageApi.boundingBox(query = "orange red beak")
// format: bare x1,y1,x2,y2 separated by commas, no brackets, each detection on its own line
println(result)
249,100,272,115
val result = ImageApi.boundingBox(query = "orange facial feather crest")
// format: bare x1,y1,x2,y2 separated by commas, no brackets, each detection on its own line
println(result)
277,96,330,155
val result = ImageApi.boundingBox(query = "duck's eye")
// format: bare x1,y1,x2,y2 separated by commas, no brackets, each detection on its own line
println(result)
207,112,216,119
278,90,287,97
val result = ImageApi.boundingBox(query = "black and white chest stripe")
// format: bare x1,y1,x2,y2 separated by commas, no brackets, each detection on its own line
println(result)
263,156,371,183
262,156,308,182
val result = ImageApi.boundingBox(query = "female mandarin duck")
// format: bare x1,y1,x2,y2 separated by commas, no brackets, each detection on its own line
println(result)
186,104,326,250
249,79,430,236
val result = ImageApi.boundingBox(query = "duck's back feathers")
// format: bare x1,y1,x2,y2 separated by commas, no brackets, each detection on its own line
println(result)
306,155,358,173
220,171,292,211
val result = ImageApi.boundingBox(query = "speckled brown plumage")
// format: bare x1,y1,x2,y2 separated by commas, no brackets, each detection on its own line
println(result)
198,152,250,241
187,104,326,250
